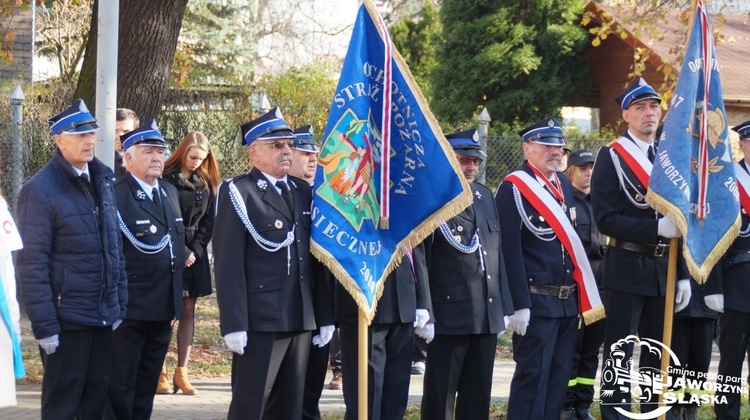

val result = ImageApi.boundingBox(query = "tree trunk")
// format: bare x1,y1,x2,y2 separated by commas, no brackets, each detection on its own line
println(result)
74,0,189,122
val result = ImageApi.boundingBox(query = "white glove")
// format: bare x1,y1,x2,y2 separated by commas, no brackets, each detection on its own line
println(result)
38,334,59,355
674,279,692,312
112,319,122,331
508,308,531,336
312,325,335,347
223,331,248,355
415,322,435,344
414,309,429,329
704,294,724,313
658,217,682,238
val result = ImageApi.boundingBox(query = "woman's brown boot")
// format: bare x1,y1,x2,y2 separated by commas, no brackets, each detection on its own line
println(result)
173,366,196,395
156,367,171,394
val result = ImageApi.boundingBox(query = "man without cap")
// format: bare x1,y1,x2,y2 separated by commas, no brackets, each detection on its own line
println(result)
704,121,750,420
290,125,337,420
561,148,607,420
213,108,331,419
591,78,691,419
16,99,127,419
106,120,185,419
420,129,513,419
114,108,139,178
496,117,600,419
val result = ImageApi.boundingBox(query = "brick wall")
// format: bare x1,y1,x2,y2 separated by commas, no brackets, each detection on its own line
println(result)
0,4,33,83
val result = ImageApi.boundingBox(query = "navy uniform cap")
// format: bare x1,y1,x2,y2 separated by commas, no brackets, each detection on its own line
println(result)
732,120,750,140
519,118,566,146
446,129,487,160
120,120,167,150
48,99,100,135
292,125,319,153
615,77,661,110
567,148,596,167
240,107,294,146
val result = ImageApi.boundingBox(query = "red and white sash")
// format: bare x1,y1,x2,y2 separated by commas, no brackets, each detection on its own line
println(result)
611,137,653,187
504,171,605,325
735,162,750,215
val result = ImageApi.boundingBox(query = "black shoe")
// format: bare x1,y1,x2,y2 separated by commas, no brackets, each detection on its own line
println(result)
575,408,595,420
560,407,577,420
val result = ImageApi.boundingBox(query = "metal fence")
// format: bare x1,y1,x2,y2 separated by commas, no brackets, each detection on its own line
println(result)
1,96,612,211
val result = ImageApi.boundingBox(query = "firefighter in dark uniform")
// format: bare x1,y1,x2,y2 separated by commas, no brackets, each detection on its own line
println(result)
561,148,607,420
213,108,330,419
336,244,431,420
106,120,185,420
704,120,750,420
591,78,691,420
291,125,337,420
420,129,513,419
495,118,580,420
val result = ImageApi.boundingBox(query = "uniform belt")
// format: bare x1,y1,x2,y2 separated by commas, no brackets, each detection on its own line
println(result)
529,284,577,299
610,238,669,257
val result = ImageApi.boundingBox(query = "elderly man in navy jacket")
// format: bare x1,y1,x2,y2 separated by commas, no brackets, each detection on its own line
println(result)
16,100,127,419
106,121,185,420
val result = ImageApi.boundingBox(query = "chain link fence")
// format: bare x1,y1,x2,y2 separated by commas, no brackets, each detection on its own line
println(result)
2,86,613,211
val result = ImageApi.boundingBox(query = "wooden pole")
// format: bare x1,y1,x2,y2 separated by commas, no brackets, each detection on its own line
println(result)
657,237,679,420
358,309,368,419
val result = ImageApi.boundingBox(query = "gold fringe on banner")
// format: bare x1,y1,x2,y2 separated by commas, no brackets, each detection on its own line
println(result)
646,191,740,284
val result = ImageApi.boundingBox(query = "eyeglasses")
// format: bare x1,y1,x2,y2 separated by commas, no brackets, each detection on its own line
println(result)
457,157,481,166
258,139,294,150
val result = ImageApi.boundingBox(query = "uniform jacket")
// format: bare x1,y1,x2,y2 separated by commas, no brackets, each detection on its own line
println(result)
495,161,578,318
114,174,185,321
16,150,127,339
590,135,689,297
162,170,214,295
572,187,606,283
705,160,750,313
425,182,513,335
213,168,318,334
335,243,431,325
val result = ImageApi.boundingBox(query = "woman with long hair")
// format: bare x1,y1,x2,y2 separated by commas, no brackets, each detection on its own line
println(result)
158,131,220,394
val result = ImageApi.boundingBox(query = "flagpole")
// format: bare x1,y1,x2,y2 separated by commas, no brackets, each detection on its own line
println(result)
358,308,368,419
657,237,679,420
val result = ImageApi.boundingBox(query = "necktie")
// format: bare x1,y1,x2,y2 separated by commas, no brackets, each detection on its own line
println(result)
80,173,90,184
276,181,294,213
152,187,163,212
648,145,655,163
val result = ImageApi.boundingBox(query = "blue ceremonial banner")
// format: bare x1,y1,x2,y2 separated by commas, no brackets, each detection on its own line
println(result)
646,0,740,283
310,0,472,322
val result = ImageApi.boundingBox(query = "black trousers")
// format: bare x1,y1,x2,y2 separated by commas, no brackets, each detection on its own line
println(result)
105,319,172,420
599,290,665,420
412,335,428,364
330,328,342,371
340,321,414,420
228,330,311,420
564,316,606,410
715,309,750,419
669,316,715,407
507,314,577,420
302,337,331,420
40,327,112,420
421,333,497,420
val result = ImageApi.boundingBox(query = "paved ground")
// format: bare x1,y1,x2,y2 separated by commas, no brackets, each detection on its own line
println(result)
1,344,741,419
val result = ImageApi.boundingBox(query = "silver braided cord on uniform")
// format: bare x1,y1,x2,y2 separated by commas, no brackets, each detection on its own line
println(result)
438,221,480,253
610,148,651,209
740,221,750,238
512,184,556,242
117,212,172,254
228,180,295,252
438,220,486,272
